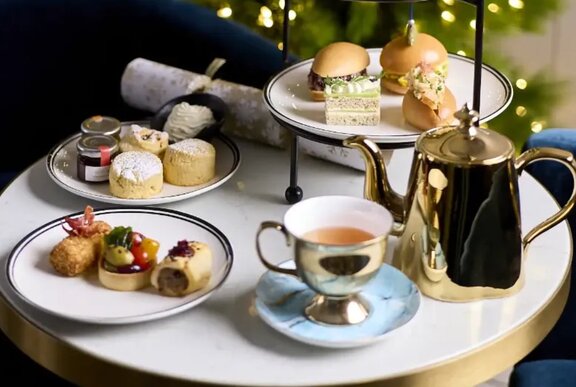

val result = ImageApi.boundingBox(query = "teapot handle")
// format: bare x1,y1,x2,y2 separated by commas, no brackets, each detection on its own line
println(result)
515,147,576,246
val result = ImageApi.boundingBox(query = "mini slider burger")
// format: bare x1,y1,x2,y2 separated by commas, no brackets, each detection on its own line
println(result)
307,42,370,102
380,20,448,95
402,62,456,131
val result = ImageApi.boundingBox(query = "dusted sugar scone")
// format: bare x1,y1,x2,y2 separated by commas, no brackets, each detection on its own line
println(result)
119,124,169,157
151,240,213,297
163,139,216,186
109,151,163,199
324,76,380,126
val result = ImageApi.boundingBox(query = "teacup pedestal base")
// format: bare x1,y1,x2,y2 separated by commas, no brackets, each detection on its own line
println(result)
304,294,370,325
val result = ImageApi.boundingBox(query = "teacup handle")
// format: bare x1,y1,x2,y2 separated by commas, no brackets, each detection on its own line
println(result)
515,147,576,246
256,221,298,277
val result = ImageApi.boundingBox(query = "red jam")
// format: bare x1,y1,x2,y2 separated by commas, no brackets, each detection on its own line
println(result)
76,135,119,182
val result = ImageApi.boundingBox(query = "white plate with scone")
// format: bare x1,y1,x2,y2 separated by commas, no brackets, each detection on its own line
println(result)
46,123,241,205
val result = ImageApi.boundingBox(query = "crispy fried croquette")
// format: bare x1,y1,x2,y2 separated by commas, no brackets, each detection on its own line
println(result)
85,221,112,237
49,236,102,276
49,206,112,276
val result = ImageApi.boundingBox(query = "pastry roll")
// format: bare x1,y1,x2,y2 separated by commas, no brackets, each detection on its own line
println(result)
151,241,212,297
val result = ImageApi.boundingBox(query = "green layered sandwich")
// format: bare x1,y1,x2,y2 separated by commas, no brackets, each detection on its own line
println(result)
324,76,381,126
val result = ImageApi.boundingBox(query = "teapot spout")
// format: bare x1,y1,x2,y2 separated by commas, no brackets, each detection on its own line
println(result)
344,136,405,223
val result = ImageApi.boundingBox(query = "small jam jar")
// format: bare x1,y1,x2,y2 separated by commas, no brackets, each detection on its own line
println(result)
81,115,121,139
76,135,119,182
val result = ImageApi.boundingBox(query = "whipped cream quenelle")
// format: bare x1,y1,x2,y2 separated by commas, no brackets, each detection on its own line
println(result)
163,102,216,142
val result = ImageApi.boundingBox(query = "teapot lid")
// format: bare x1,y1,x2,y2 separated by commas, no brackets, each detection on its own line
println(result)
416,104,514,166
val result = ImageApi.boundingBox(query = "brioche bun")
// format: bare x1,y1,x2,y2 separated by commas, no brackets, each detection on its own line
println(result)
312,42,369,77
308,42,370,101
402,87,457,131
380,33,448,94
381,77,408,95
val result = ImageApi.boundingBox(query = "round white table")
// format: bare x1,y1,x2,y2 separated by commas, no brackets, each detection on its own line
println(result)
0,138,571,386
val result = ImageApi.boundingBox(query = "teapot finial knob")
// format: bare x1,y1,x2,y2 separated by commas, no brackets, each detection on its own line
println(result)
455,104,480,139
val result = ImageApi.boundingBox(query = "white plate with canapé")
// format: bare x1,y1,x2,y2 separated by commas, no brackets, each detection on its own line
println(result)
263,49,513,145
46,122,241,206
6,207,234,324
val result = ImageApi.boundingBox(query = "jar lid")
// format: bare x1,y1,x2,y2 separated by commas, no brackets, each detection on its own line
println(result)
81,115,121,136
416,105,514,166
77,134,119,154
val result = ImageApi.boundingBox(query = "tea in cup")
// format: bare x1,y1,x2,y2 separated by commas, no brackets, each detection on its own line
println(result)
256,195,393,325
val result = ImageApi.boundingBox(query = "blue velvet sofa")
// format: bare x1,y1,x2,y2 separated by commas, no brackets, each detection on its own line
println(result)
0,0,287,383
510,129,576,386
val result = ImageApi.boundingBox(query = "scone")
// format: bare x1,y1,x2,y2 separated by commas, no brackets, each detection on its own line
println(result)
163,139,216,186
109,151,163,199
151,240,213,297
119,124,169,157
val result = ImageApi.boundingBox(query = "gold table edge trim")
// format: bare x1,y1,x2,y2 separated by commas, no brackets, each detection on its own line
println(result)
0,266,569,387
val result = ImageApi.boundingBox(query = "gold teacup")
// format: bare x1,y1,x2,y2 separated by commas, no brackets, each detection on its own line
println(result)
256,195,393,325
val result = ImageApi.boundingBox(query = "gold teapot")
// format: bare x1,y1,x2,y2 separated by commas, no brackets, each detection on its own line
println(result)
344,105,576,302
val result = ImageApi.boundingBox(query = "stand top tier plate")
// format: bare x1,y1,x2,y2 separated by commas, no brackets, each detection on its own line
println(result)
263,48,513,146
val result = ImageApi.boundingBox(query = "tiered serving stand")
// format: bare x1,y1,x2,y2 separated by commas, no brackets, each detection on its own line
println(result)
262,0,513,203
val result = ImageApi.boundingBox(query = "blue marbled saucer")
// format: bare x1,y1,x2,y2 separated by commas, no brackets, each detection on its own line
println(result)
254,261,421,348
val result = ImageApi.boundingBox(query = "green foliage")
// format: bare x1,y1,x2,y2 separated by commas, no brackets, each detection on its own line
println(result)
345,3,380,43
489,71,565,149
190,0,565,149
287,2,342,58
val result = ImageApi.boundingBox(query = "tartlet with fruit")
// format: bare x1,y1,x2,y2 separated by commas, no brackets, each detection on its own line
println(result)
98,226,160,291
